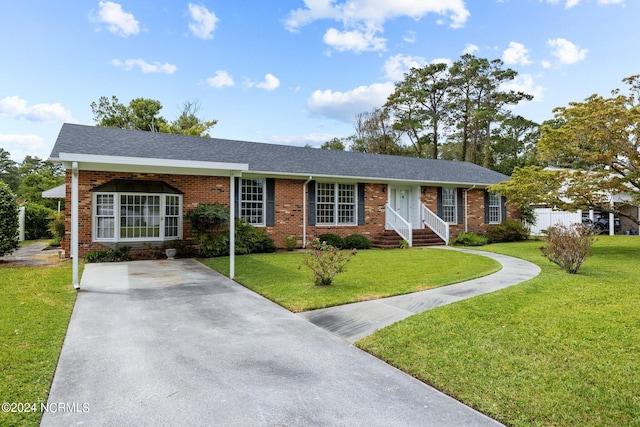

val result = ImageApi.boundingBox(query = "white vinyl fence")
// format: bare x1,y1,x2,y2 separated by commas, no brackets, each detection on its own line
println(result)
530,208,582,236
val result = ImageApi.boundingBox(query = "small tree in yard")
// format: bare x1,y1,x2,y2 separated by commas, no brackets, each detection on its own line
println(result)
0,181,19,257
303,238,356,286
540,224,595,274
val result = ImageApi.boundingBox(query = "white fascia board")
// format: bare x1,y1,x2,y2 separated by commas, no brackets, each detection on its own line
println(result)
58,153,248,176
247,169,493,187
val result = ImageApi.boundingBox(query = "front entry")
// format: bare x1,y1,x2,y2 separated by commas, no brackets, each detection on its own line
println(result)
391,188,411,224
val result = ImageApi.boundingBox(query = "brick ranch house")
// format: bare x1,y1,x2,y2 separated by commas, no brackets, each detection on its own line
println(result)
49,123,515,286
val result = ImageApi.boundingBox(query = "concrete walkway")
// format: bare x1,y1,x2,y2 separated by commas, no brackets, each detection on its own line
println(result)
0,241,64,266
42,258,504,426
299,247,541,343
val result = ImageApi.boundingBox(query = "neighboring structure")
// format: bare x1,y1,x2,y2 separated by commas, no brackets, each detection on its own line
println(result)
49,124,515,286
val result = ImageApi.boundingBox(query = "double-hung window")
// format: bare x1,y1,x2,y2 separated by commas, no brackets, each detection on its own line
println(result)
441,188,457,223
93,181,183,243
316,183,356,225
240,179,265,225
488,191,502,224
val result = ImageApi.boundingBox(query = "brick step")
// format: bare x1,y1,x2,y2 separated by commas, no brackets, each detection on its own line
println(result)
372,229,445,248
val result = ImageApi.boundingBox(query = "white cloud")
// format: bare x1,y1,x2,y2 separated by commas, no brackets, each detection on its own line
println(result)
206,70,234,88
463,43,479,55
246,74,281,91
500,74,546,102
383,54,427,80
307,82,395,122
285,0,471,31
112,58,177,74
90,1,140,37
0,96,75,123
188,3,218,39
323,25,386,52
547,38,588,64
268,133,342,147
503,42,532,65
542,0,623,7
0,134,47,161
403,30,416,43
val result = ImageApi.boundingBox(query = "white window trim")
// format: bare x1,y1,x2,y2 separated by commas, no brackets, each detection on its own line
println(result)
316,182,357,226
442,187,457,224
240,178,266,227
488,192,502,224
92,192,183,243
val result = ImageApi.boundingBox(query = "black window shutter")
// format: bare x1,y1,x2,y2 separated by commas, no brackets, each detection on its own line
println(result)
484,191,490,224
266,178,275,226
357,183,365,225
501,196,507,223
234,177,240,219
437,187,443,218
457,189,464,224
308,180,316,226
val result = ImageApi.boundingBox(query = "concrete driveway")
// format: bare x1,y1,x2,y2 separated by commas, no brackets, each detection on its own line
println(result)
42,258,503,426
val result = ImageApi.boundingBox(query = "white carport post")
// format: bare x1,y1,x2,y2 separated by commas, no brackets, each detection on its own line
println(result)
71,162,80,289
229,172,240,280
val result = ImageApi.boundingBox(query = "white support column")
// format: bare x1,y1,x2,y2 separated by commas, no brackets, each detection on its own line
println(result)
229,173,237,279
71,162,80,289
609,212,615,236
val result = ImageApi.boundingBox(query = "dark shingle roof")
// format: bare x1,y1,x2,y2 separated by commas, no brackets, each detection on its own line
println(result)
49,123,509,186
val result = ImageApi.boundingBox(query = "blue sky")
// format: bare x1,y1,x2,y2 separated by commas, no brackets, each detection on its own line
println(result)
1,0,638,162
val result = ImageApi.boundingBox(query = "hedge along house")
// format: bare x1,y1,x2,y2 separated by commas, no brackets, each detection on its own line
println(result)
49,123,514,288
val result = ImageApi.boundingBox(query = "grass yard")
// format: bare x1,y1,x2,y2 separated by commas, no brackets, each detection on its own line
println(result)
0,262,77,427
202,248,501,312
357,237,640,427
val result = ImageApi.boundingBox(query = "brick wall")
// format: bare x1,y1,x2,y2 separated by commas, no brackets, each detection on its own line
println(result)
64,171,517,257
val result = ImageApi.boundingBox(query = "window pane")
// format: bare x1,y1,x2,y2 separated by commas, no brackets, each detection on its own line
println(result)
489,192,501,223
240,179,264,225
337,184,355,224
442,188,456,223
316,183,335,224
165,195,181,238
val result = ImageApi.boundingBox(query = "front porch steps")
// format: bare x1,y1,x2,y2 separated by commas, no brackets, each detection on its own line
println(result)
371,229,446,249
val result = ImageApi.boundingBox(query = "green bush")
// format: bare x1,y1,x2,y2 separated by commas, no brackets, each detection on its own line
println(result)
0,181,19,256
234,220,276,255
23,202,54,240
285,234,298,251
452,232,489,246
317,233,344,249
302,238,356,286
85,246,132,263
486,220,529,243
343,234,372,249
48,211,65,244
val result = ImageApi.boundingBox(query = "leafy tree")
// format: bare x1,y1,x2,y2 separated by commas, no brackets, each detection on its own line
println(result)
491,75,640,223
350,108,404,155
91,96,217,136
0,148,20,191
490,115,539,175
0,181,19,256
385,62,450,158
320,137,347,150
17,172,65,210
447,55,533,166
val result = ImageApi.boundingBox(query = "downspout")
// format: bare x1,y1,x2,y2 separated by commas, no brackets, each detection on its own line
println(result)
72,162,79,289
463,185,476,233
303,176,312,247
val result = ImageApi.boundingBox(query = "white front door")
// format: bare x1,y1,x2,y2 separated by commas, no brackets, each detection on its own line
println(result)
393,188,411,223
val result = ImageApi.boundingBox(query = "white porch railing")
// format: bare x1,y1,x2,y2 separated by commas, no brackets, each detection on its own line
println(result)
385,203,412,247
421,204,449,245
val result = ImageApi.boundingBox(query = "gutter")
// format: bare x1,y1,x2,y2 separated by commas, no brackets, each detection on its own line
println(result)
303,176,313,247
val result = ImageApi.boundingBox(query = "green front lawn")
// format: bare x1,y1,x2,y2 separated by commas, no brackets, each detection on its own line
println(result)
357,237,640,427
202,248,501,312
0,263,77,427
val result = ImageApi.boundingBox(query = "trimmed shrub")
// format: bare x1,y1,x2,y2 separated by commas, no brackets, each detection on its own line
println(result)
85,246,132,263
302,238,356,286
48,211,65,245
317,233,344,249
0,181,19,256
343,234,372,249
23,202,54,240
234,220,276,255
486,220,529,243
452,232,489,246
285,234,298,251
540,224,595,274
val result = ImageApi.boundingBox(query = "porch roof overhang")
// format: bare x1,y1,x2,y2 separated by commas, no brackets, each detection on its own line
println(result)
56,153,249,176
